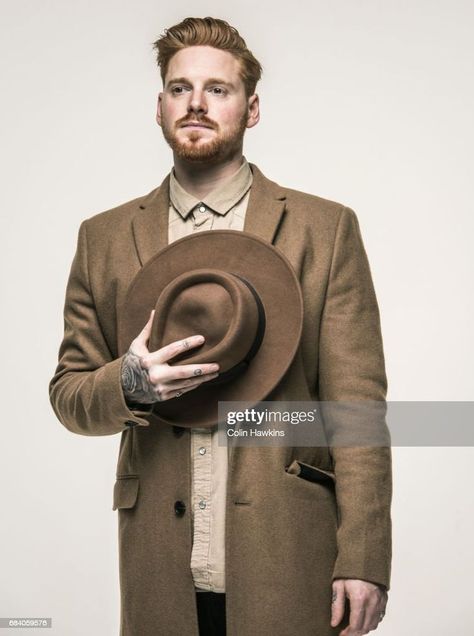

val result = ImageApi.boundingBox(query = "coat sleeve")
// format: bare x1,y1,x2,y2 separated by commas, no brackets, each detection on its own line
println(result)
48,219,153,436
318,206,392,591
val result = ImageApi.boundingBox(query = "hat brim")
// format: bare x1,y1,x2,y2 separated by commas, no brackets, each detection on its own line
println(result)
117,230,303,428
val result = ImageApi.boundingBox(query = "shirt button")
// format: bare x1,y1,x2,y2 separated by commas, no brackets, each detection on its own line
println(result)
199,205,206,213
199,447,206,455
198,500,206,510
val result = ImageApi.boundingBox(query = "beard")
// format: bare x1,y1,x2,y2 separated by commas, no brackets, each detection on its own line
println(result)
161,109,248,163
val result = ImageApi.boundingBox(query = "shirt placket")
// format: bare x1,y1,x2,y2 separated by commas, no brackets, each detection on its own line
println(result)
190,428,213,589
192,203,214,230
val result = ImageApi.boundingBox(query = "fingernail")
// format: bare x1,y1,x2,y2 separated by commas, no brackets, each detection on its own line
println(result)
196,335,205,343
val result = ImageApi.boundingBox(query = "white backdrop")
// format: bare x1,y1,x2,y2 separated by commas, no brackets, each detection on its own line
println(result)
1,1,473,634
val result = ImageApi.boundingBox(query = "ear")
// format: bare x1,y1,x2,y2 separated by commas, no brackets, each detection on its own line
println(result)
156,92,163,127
246,94,260,129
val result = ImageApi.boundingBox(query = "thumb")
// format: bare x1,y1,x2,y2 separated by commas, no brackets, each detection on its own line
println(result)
131,309,155,356
330,580,346,627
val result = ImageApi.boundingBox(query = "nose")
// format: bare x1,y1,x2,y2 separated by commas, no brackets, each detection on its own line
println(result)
187,89,208,116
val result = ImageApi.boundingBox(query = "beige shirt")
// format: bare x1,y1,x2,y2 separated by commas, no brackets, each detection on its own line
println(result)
168,157,253,593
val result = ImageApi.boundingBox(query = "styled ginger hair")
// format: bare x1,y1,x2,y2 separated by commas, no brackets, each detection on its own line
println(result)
152,17,263,98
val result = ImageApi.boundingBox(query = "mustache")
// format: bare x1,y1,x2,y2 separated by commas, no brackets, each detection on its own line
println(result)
177,116,217,129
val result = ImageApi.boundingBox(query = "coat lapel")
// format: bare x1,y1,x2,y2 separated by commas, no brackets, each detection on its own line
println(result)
132,172,171,267
244,163,287,244
131,162,287,268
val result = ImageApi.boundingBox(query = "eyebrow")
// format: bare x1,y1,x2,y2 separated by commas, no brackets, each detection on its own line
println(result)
166,76,236,90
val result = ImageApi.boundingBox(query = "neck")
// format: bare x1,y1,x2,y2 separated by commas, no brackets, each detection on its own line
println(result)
172,150,244,199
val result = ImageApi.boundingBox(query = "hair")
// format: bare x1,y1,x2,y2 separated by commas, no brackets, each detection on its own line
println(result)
152,17,263,98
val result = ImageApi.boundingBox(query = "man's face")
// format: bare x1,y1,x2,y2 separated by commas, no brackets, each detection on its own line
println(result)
156,46,259,163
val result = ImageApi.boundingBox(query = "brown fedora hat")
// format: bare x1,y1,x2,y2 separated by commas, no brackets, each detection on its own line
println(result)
117,230,303,428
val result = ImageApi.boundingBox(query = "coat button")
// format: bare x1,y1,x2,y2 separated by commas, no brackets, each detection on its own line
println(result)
174,500,186,516
173,426,185,437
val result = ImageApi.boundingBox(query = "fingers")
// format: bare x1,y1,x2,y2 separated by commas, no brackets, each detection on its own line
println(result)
165,377,215,400
130,309,155,357
147,366,219,402
166,387,194,400
159,363,220,384
330,580,346,628
135,333,220,403
166,371,220,390
357,586,387,633
339,605,365,636
363,589,388,632
333,579,387,636
149,335,205,365
153,374,219,402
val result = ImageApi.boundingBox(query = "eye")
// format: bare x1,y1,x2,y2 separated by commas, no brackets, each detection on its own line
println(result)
209,87,226,95
171,86,187,94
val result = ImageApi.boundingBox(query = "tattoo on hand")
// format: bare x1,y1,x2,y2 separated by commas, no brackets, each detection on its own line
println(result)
121,347,160,403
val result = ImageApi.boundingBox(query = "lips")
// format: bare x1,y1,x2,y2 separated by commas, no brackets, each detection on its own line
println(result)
181,122,213,129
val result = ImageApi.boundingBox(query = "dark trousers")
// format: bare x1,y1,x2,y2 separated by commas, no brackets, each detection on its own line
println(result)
195,592,226,636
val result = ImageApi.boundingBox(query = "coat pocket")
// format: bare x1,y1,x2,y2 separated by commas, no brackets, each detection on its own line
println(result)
112,475,140,510
285,460,335,486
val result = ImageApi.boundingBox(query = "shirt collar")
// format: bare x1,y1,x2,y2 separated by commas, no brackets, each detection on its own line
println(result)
169,156,253,219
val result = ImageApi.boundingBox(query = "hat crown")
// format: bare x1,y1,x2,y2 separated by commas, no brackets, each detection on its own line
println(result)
168,283,231,348
149,269,264,373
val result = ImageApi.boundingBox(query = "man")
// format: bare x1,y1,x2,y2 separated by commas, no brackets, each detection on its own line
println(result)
49,16,391,636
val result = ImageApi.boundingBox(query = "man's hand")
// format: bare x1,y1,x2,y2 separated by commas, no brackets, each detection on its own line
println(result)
121,309,220,404
331,578,387,635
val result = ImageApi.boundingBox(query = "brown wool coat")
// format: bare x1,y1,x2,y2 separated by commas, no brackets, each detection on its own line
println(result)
49,163,392,636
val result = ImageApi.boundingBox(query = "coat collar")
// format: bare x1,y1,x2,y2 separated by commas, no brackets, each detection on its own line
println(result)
131,163,287,267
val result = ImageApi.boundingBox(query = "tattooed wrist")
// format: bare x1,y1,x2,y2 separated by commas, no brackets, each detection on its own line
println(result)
121,347,159,404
